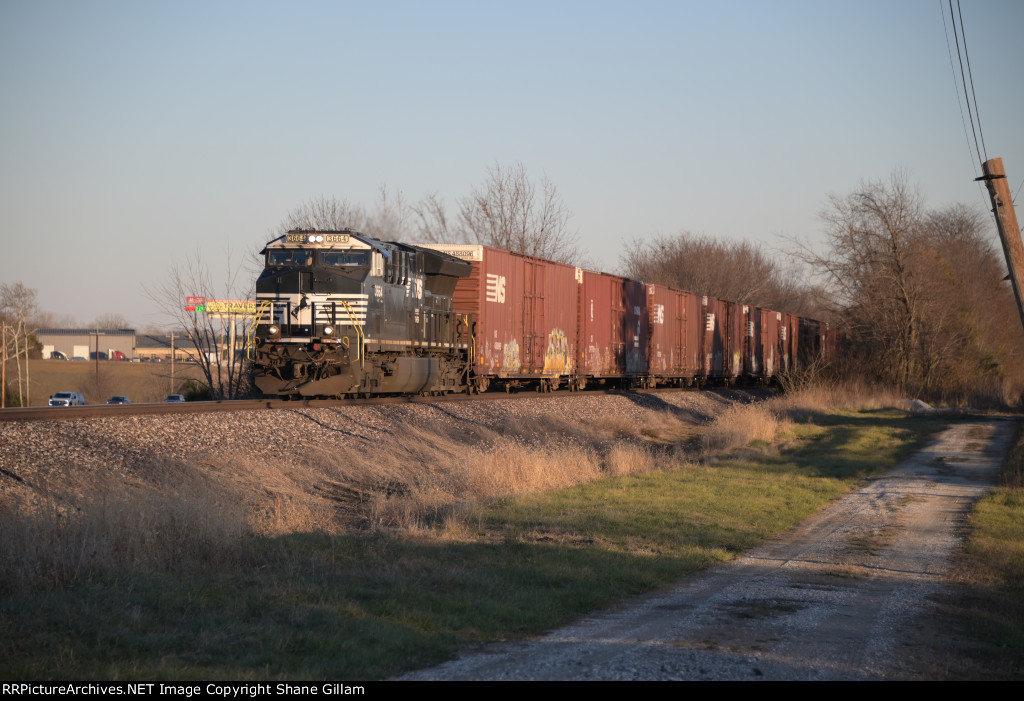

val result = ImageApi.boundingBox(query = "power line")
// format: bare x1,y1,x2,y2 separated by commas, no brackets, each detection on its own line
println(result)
956,0,988,163
940,1,988,210
948,0,984,167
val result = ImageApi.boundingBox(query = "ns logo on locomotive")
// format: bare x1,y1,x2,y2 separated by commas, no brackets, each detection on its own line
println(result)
251,230,474,398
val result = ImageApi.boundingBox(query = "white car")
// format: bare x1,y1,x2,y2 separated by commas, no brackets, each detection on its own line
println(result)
49,392,85,406
164,394,186,403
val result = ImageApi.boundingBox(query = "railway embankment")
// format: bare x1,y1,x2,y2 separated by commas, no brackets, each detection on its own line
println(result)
3,387,1018,679
0,389,759,531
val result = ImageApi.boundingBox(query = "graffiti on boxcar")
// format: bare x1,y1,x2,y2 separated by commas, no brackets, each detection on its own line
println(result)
543,328,572,375
503,338,521,373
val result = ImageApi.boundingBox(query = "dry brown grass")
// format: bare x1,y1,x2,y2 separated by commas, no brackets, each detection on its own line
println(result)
2,383,904,591
0,477,248,592
777,380,901,414
702,382,903,456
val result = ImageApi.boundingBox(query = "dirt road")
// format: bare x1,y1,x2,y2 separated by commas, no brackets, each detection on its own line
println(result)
400,419,1017,680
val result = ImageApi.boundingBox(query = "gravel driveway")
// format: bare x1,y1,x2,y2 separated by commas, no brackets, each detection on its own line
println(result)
400,419,1017,680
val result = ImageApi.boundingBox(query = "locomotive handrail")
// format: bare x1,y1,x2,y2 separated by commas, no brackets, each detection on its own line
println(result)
340,300,365,369
246,300,272,359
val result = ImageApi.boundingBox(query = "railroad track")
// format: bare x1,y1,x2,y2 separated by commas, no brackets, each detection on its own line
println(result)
0,385,732,423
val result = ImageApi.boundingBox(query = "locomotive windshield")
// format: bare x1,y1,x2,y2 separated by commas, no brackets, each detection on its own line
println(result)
267,249,314,267
321,250,369,268
266,249,369,269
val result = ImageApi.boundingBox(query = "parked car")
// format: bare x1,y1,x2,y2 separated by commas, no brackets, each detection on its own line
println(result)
49,392,86,406
106,395,131,404
164,394,185,403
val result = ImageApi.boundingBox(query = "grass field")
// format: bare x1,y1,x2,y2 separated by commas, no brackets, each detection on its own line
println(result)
2,386,965,680
7,359,206,406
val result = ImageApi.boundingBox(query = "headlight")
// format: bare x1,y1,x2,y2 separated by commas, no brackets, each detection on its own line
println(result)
268,325,280,337
323,325,334,336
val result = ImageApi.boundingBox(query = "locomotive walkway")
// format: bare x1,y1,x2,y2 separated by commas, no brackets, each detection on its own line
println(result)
400,419,1017,681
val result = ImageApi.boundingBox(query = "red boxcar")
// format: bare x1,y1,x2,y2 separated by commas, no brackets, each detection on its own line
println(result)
578,271,647,387
421,244,580,391
722,300,745,380
758,309,782,379
646,283,702,386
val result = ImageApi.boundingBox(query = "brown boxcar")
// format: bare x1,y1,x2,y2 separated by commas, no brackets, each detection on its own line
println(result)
722,299,745,380
700,295,727,380
799,317,826,367
743,305,761,378
758,309,784,379
419,244,580,391
646,283,702,386
579,271,647,386
781,312,801,374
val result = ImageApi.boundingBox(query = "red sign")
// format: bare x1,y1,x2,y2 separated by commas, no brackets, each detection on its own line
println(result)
186,296,206,312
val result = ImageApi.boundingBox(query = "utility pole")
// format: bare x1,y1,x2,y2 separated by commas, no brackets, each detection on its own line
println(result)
980,158,1024,335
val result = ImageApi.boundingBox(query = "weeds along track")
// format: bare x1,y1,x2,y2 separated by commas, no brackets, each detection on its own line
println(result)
0,384,903,591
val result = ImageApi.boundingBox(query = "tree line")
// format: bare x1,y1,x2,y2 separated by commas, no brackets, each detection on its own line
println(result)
805,172,1023,404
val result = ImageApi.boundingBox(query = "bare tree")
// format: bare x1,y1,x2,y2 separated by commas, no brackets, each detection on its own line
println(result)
279,187,411,240
364,185,410,240
280,168,578,262
813,171,927,388
279,194,369,233
799,172,1024,402
917,205,1024,401
1,282,39,406
622,231,813,314
32,311,78,329
410,192,454,243
450,162,578,263
93,313,132,330
144,250,253,400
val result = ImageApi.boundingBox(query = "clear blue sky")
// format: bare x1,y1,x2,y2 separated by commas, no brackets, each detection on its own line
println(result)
2,0,1021,328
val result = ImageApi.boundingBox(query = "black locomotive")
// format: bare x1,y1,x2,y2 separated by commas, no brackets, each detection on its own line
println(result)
252,229,473,398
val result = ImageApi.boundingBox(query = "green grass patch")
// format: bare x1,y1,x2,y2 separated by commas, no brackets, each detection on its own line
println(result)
0,410,946,679
924,420,1024,679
